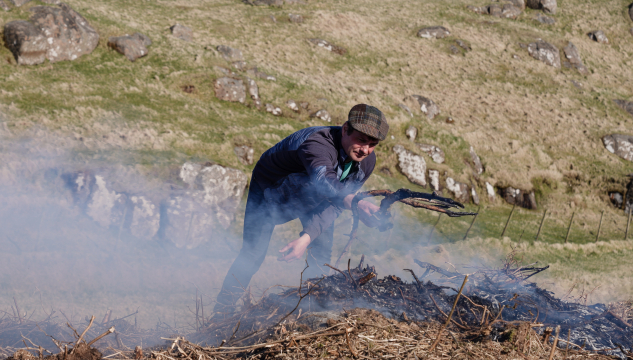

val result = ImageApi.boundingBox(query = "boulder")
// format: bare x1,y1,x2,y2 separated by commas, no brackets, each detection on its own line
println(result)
455,39,471,51
486,182,496,202
587,30,608,44
602,134,633,162
311,109,331,122
393,145,426,187
214,77,246,103
509,0,526,9
614,99,633,117
428,170,440,192
307,38,347,55
471,186,480,205
286,99,299,112
527,40,560,68
535,13,556,24
526,0,556,13
406,95,440,120
179,162,202,188
562,42,587,74
86,175,127,228
488,4,502,17
170,24,193,42
500,186,537,209
417,26,450,39
288,13,303,23
234,145,254,165
467,5,488,14
129,195,160,240
231,61,247,71
405,126,417,141
610,191,623,209
469,146,483,175
196,164,248,228
29,3,99,62
446,177,470,204
0,0,10,11
217,45,243,62
4,21,47,65
418,144,445,164
107,33,151,62
266,103,282,116
246,67,276,81
246,77,260,106
501,4,522,18
62,170,96,207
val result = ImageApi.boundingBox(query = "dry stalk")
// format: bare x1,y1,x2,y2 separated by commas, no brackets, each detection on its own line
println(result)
429,274,469,351
71,315,95,354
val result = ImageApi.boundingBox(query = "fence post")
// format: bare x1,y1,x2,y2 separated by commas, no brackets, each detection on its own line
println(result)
595,210,604,243
501,204,516,238
427,213,442,245
626,208,632,240
565,211,575,244
535,209,547,242
462,206,480,240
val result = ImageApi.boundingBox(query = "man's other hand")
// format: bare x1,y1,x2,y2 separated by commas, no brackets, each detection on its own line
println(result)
278,233,311,262
358,200,380,228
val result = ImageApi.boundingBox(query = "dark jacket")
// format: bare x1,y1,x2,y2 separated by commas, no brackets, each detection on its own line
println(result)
252,126,375,240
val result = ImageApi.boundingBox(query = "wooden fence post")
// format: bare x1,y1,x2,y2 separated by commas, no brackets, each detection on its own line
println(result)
501,204,516,238
462,206,480,241
565,211,575,244
427,213,442,245
595,210,604,243
626,208,632,240
535,209,547,242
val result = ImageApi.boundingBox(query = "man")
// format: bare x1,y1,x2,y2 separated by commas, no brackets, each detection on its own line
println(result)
214,104,389,316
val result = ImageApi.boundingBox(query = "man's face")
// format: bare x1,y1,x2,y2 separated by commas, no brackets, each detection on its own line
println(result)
342,123,380,162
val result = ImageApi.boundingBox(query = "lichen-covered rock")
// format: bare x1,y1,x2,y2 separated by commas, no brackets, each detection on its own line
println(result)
501,4,522,18
562,42,587,74
196,165,248,228
62,170,96,207
417,26,450,39
288,13,303,23
307,38,347,55
286,100,299,112
614,100,633,117
500,186,537,209
469,146,483,175
266,103,282,116
3,20,47,65
405,126,417,141
30,3,99,63
393,145,426,187
526,0,556,13
471,186,480,205
535,13,555,24
107,33,151,62
214,77,246,103
446,177,470,203
527,40,560,68
86,175,127,228
231,61,247,71
509,0,526,9
311,109,331,122
246,78,260,106
587,30,608,44
407,95,440,120
180,162,202,188
602,134,633,162
170,24,192,41
234,145,254,165
217,45,243,62
418,144,445,164
129,195,159,240
486,182,496,202
429,170,440,192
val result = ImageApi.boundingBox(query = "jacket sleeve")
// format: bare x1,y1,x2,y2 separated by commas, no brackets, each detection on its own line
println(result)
300,203,342,241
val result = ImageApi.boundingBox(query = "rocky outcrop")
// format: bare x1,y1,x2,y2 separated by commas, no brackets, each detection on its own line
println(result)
500,186,537,209
171,24,193,42
614,100,633,117
406,95,440,120
527,40,560,68
486,182,496,202
266,104,282,116
405,126,417,141
602,134,633,162
85,175,127,228
129,195,160,240
217,45,243,62
4,3,99,65
469,146,483,175
234,145,254,165
429,170,440,192
311,109,331,122
307,38,347,55
446,177,470,204
526,0,556,13
471,186,480,205
417,26,450,39
214,77,246,103
562,42,587,74
393,145,426,187
108,33,151,62
587,30,608,44
418,144,445,164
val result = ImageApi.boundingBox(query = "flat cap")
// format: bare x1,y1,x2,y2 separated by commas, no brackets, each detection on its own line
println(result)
347,104,389,141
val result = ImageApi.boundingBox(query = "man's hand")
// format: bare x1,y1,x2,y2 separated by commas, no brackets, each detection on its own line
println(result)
358,200,380,228
278,233,311,262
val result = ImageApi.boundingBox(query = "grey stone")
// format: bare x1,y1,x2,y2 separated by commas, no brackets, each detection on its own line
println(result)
196,164,248,228
288,13,303,23
486,182,496,202
562,42,587,74
455,39,471,51
179,162,202,188
307,38,347,55
527,40,560,68
469,146,483,175
429,170,440,191
86,175,127,228
108,33,150,62
471,185,480,205
449,45,460,54
417,26,450,39
29,3,99,63
500,186,537,209
405,126,417,141
467,5,488,14
170,24,193,41
446,177,470,204
588,30,608,44
509,0,526,9
62,170,96,207
393,145,426,187
214,77,246,103
266,103,282,116
526,0,556,13
407,95,440,120
613,99,633,117
418,144,445,164
246,77,260,106
217,45,244,62
501,4,522,19
214,66,235,76
602,134,633,162
246,66,276,81
535,13,555,24
3,20,47,65
0,0,11,11
129,195,160,240
610,191,623,209
286,99,299,112
488,4,502,17
234,145,254,165
231,61,247,71
311,109,331,122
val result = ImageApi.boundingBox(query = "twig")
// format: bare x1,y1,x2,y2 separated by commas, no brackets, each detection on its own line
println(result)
348,259,358,289
345,328,357,357
13,297,22,324
324,263,352,283
548,325,560,360
71,315,95,354
429,275,469,351
87,326,115,346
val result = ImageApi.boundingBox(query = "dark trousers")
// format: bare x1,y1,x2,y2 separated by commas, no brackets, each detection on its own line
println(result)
214,179,334,312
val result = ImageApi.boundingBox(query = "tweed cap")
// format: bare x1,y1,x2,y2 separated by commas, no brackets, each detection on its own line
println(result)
347,104,389,141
